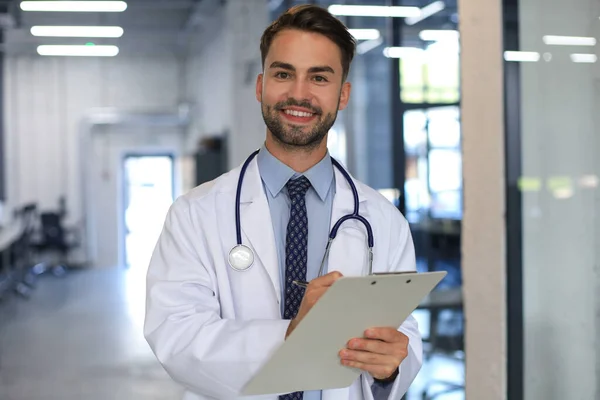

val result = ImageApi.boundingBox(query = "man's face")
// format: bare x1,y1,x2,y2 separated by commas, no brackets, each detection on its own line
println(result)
256,29,351,150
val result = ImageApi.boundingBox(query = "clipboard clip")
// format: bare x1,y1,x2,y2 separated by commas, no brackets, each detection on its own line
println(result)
370,270,417,276
294,271,418,287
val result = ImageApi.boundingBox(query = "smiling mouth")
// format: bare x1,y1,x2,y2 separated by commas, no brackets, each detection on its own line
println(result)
279,108,319,124
283,109,315,118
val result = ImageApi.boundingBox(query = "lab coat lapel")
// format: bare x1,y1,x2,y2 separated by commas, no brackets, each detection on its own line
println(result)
328,166,370,278
239,158,282,303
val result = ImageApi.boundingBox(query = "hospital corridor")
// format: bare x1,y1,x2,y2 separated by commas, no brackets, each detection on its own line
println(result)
1,0,599,399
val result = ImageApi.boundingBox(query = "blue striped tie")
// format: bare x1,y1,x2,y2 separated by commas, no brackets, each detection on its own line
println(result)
280,176,311,400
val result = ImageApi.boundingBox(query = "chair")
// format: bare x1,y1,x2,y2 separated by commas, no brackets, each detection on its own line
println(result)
30,212,74,277
8,204,38,298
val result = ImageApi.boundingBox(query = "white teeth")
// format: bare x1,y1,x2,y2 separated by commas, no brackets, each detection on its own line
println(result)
284,109,313,118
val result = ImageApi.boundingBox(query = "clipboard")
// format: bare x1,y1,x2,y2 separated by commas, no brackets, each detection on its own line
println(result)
241,271,447,396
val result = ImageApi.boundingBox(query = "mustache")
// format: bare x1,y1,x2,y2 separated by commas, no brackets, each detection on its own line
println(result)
274,99,322,115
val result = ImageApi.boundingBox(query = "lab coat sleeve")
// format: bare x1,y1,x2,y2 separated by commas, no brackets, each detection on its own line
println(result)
361,210,423,400
144,197,291,399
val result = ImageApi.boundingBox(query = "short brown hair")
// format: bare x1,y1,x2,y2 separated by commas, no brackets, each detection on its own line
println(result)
260,4,356,81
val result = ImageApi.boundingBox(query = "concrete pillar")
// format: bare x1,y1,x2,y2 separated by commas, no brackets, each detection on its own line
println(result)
458,0,507,398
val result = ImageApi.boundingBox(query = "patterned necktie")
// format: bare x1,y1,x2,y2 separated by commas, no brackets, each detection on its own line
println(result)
280,176,311,400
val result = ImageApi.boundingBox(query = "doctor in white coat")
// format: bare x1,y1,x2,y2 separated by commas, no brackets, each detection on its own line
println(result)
144,4,422,400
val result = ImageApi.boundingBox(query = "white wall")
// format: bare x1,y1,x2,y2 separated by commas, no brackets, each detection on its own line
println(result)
185,0,269,170
185,6,233,150
4,55,185,264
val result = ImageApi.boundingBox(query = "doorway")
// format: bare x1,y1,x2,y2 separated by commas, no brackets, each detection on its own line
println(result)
122,154,174,268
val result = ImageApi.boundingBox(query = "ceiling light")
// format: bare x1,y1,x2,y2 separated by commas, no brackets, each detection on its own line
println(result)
570,53,597,63
406,1,446,26
31,26,124,38
383,47,424,58
37,45,119,57
419,30,459,41
543,35,596,46
348,29,380,41
328,5,420,18
21,1,127,12
356,37,383,55
504,51,540,62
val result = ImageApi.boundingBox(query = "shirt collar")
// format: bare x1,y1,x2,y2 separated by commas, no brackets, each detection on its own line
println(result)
257,144,334,202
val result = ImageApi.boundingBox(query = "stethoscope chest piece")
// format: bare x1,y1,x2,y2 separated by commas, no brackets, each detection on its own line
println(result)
228,244,254,271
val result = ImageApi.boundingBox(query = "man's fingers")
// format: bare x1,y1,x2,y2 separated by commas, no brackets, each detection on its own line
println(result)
339,349,395,365
339,359,397,381
346,338,390,356
364,327,407,343
305,287,328,306
310,271,343,288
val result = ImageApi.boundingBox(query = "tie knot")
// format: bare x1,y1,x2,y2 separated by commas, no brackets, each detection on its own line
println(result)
286,176,311,198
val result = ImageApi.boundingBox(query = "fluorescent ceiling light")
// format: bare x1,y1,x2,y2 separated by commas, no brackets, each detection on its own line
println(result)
31,26,124,38
348,29,380,41
570,53,597,63
356,37,383,55
328,5,420,18
504,51,540,62
406,1,446,26
543,35,596,46
37,45,119,57
419,29,459,41
383,46,424,58
21,1,127,12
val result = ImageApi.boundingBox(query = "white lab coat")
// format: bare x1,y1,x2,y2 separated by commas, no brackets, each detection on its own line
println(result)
144,156,423,400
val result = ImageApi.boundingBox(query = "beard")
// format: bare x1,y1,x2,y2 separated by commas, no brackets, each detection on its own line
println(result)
261,98,338,151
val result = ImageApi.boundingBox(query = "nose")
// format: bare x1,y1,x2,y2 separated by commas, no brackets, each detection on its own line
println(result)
289,78,311,102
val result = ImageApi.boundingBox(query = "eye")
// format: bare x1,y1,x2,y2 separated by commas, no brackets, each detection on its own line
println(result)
275,71,291,79
313,75,328,82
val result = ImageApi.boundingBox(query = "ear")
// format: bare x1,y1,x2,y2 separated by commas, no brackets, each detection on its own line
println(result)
338,81,351,111
256,73,264,102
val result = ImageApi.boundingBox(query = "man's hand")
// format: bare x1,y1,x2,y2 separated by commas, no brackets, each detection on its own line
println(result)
285,271,343,338
338,327,409,381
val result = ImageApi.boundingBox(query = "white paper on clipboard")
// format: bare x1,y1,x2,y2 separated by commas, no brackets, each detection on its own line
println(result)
240,271,447,396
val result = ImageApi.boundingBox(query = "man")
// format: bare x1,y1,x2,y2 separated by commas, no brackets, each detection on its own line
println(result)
144,5,422,400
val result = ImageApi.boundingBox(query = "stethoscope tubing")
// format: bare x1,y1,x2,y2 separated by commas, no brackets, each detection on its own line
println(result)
232,149,374,274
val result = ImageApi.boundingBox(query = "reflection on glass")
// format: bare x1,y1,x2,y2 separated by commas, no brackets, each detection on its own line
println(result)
430,149,461,192
428,107,461,148
404,106,462,222
404,110,428,152
400,40,460,104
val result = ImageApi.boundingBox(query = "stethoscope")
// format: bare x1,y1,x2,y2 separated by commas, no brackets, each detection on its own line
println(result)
227,149,374,277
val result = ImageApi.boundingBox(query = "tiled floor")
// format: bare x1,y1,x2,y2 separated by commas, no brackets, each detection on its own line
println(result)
0,267,464,400
0,267,184,400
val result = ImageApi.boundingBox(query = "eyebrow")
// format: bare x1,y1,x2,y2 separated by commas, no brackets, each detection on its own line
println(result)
269,61,335,75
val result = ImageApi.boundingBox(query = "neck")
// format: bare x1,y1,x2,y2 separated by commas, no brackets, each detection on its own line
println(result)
265,132,328,173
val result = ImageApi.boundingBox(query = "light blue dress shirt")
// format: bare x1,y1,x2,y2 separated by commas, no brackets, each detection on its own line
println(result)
257,145,395,400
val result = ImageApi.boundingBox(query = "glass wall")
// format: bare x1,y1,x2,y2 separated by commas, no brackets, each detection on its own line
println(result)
504,0,600,398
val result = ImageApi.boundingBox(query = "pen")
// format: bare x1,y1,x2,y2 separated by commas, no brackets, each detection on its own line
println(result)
292,280,309,289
